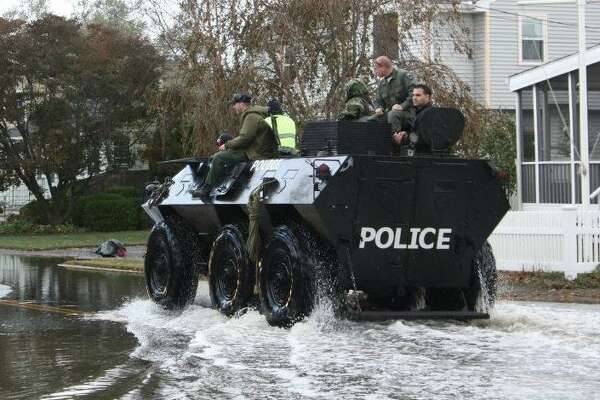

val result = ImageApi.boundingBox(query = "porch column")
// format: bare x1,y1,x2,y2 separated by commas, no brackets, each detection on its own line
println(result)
578,0,590,206
568,72,578,204
533,84,541,203
515,92,523,208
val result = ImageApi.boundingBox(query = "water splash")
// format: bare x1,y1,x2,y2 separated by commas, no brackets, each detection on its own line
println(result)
0,283,12,299
414,287,427,310
472,243,497,313
87,286,600,400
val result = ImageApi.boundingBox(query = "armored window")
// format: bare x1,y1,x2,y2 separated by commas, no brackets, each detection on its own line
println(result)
519,16,546,64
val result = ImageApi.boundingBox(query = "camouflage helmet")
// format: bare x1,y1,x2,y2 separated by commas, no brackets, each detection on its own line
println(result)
345,79,369,101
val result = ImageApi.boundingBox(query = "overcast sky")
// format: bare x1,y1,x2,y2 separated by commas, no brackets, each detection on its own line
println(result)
0,0,74,18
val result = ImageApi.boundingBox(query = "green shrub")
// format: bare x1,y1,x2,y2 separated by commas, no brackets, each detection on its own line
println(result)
105,186,141,199
72,193,123,227
480,111,517,195
72,186,143,231
540,271,566,281
80,196,139,232
6,214,20,223
19,200,49,225
0,222,82,235
0,220,33,234
573,271,600,288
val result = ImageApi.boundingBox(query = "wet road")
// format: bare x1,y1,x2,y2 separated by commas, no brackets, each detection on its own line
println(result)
1,254,600,399
0,254,147,399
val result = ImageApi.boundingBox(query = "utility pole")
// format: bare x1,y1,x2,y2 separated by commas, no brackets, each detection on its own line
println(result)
578,0,590,206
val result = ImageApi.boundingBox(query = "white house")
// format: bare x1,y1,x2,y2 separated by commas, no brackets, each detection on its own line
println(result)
486,43,600,276
428,0,600,110
424,0,600,275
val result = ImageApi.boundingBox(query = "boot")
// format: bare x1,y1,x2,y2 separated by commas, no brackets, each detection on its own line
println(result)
191,183,213,199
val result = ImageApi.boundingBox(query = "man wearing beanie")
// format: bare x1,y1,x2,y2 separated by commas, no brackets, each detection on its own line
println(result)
197,93,278,197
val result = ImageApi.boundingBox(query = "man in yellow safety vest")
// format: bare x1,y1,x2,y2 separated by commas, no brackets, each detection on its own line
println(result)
264,99,297,152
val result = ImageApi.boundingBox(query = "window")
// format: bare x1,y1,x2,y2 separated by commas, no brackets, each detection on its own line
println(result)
519,16,546,63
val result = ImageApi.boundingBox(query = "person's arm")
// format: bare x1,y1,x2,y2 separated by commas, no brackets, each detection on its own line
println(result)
225,114,260,150
399,72,416,110
374,82,385,111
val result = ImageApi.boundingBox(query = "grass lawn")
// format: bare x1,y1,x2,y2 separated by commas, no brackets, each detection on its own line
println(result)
0,230,149,250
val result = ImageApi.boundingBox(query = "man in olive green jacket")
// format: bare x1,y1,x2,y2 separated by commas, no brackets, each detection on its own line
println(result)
198,93,278,197
368,55,416,134
337,78,374,121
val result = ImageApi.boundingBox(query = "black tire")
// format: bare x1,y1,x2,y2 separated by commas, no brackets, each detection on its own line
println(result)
144,222,201,309
208,224,255,316
259,225,313,327
465,241,497,312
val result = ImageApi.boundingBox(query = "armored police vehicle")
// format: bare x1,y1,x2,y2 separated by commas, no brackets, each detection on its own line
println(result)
142,108,509,326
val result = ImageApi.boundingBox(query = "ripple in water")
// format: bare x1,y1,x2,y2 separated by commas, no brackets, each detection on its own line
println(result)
88,281,600,400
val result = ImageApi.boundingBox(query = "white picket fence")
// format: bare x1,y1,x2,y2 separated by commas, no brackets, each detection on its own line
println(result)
489,209,600,277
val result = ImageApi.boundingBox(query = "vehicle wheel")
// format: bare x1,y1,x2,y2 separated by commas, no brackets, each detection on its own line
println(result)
259,225,312,327
145,221,201,309
465,241,497,312
208,224,255,316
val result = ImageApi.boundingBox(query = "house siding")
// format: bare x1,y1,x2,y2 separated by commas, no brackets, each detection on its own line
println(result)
487,0,600,109
429,1,600,109
472,13,488,105
405,21,424,60
435,14,476,91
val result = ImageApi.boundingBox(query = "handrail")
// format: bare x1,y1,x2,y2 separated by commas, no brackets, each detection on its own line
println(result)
589,185,600,200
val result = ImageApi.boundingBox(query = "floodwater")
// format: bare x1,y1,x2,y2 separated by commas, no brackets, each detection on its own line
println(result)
1,255,600,399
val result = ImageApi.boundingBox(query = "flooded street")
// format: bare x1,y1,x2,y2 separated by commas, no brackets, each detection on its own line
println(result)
1,255,600,399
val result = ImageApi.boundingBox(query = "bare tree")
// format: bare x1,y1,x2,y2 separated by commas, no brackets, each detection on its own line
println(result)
144,0,475,157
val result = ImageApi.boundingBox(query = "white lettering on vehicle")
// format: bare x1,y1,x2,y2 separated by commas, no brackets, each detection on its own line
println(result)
250,160,282,172
359,227,452,250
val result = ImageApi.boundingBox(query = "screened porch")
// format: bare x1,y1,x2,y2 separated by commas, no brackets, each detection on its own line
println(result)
511,44,600,208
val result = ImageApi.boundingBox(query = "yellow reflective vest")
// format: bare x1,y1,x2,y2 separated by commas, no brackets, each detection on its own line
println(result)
264,114,297,149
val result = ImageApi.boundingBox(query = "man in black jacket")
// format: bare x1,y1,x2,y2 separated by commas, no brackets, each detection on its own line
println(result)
392,84,434,154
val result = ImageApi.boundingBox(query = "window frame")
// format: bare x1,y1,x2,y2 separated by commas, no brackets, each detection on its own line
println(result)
518,14,548,66
517,0,572,4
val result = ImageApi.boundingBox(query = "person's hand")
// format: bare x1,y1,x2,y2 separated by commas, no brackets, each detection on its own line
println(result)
218,144,226,151
392,131,407,144
392,104,403,111
375,108,384,116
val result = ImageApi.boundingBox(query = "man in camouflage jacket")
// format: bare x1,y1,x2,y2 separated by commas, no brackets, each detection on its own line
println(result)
338,79,374,121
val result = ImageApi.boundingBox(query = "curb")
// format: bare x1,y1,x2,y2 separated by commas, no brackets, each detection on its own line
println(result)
57,263,143,274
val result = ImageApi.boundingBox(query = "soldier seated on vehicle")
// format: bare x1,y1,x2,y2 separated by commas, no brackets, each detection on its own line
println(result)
367,55,416,135
196,93,278,197
393,84,435,155
337,78,374,121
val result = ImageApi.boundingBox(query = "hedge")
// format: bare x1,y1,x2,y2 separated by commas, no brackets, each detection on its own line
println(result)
105,186,142,198
73,186,142,231
19,200,50,225
80,196,139,232
72,193,123,227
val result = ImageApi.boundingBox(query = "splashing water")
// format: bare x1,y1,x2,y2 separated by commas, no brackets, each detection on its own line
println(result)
0,283,12,299
86,281,600,400
473,243,497,313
